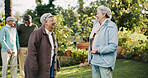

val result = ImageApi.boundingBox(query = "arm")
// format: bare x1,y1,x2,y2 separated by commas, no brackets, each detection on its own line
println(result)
88,20,98,64
96,27,118,54
17,25,21,36
28,31,39,73
0,27,11,52
88,39,92,64
56,56,60,71
16,30,20,54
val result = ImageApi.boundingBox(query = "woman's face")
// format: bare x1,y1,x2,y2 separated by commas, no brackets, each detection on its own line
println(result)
96,9,105,23
45,17,56,29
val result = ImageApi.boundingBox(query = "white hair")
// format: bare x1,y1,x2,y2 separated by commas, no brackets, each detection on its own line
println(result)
40,13,54,25
97,5,112,19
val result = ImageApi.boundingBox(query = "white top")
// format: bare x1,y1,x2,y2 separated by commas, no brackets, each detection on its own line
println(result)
45,28,54,66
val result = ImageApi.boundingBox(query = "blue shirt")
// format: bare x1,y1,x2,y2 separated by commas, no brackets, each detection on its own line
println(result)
0,24,20,52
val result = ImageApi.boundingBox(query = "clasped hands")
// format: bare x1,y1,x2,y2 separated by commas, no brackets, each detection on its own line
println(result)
91,49,98,54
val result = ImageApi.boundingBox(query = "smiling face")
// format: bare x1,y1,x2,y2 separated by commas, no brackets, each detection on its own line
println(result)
7,21,15,27
96,9,106,24
44,16,56,31
25,19,32,26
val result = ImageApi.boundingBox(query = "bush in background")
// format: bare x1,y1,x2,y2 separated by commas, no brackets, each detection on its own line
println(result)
118,27,148,62
58,49,88,67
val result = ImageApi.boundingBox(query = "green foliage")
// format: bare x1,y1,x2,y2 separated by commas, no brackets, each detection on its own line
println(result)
0,12,5,29
108,0,147,30
35,0,42,6
123,32,147,57
118,27,148,62
0,44,2,66
118,27,132,46
53,14,73,51
58,49,88,66
61,9,97,42
59,58,79,67
25,0,56,26
71,49,88,63
87,0,147,31
60,8,77,34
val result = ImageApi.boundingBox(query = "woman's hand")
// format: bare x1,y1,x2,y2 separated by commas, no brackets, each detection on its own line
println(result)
91,49,98,54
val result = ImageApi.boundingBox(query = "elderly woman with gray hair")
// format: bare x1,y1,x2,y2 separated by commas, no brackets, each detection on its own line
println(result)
24,13,60,78
88,5,118,78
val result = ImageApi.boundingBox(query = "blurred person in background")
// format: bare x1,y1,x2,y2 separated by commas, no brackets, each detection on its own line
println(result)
0,16,20,78
17,14,38,78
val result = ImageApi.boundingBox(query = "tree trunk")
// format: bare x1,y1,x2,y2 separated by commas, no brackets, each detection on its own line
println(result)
78,0,84,12
5,0,12,20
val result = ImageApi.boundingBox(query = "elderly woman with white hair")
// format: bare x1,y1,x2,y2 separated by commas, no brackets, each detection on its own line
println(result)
88,5,118,78
24,13,60,78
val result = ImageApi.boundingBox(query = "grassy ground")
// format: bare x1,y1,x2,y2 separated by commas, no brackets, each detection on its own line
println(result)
0,59,148,78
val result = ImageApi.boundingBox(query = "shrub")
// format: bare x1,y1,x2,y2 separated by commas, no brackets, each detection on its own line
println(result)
58,48,88,66
53,14,73,52
71,49,88,63
119,28,148,62
59,58,79,67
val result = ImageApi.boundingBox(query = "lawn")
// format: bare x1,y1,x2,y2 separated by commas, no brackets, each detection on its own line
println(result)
0,59,148,78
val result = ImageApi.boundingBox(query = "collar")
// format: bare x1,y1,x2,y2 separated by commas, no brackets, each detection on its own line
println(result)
45,28,52,35
6,24,11,27
25,23,32,27
100,19,108,27
41,26,54,35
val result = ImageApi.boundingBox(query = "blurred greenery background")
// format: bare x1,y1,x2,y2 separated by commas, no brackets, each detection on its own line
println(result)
0,0,148,69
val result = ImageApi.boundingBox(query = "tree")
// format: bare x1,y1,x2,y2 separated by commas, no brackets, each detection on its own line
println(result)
36,0,42,6
53,14,73,51
25,0,57,26
5,0,12,19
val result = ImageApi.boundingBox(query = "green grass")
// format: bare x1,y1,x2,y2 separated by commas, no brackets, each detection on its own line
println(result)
113,59,148,78
0,59,148,78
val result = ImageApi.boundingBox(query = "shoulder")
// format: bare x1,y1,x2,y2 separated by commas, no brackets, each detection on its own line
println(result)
93,20,98,24
106,20,117,29
32,23,38,28
93,20,99,28
30,27,43,40
18,24,25,27
108,20,116,26
0,26,7,30
17,24,25,29
32,26,42,34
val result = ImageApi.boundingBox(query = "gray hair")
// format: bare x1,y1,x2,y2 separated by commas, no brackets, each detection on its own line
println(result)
97,5,112,19
6,16,16,22
40,13,54,25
